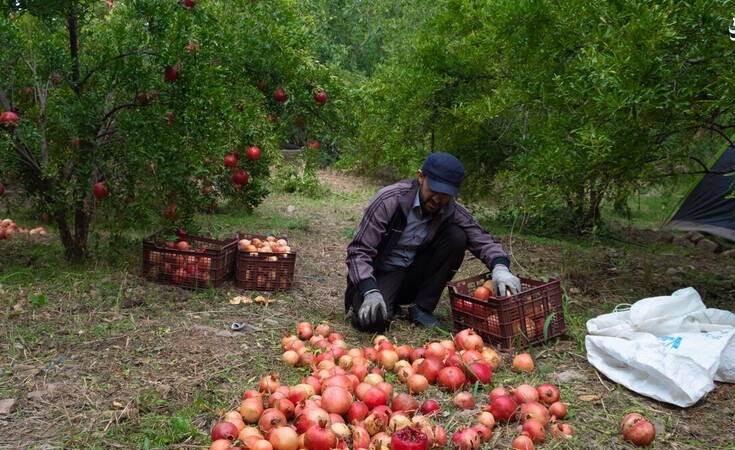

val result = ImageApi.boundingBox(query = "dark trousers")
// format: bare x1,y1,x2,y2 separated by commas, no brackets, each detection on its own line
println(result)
347,223,467,331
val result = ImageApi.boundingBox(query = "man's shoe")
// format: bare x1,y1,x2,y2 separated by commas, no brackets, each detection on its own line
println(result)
408,305,439,328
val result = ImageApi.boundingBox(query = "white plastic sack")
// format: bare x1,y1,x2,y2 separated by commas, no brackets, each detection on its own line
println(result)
585,287,735,407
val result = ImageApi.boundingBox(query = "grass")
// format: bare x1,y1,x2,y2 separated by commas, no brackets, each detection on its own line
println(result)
0,170,733,449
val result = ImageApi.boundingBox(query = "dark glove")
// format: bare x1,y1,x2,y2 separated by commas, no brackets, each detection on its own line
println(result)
492,264,521,296
357,289,388,327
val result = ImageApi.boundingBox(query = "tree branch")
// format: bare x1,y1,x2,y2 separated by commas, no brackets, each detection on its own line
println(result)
78,50,158,90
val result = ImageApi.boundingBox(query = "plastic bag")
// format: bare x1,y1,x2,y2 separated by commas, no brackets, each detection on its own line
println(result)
585,287,735,407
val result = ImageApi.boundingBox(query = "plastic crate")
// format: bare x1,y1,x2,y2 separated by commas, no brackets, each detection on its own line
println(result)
142,229,237,289
234,232,296,292
447,273,566,350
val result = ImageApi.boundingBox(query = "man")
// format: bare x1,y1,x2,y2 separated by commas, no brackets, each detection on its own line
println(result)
344,152,521,332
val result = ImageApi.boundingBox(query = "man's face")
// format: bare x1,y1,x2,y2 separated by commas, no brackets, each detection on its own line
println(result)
417,170,452,215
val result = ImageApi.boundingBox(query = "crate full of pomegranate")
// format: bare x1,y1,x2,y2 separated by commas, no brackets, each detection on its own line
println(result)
447,273,566,350
142,229,238,289
235,233,296,292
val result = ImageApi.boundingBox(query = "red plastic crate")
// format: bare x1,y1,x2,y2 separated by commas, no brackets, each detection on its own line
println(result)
447,273,566,351
234,232,296,292
142,229,237,289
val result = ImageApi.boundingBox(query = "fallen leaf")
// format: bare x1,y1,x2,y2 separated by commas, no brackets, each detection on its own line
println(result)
112,401,124,408
578,394,603,402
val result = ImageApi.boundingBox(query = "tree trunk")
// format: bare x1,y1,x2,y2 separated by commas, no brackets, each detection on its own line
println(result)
53,202,91,263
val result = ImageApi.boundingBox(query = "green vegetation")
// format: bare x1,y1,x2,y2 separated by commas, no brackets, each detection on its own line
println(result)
1,1,734,449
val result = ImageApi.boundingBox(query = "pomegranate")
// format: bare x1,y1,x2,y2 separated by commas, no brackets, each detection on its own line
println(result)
274,89,288,103
407,374,429,394
489,385,509,401
391,393,420,414
536,383,560,405
521,418,546,443
211,421,238,441
465,362,492,385
320,385,353,416
512,384,539,404
293,407,330,434
477,410,495,430
259,372,281,394
511,433,535,450
550,422,573,438
488,395,518,422
247,146,262,161
512,353,535,372
470,424,492,442
0,111,19,129
419,399,440,416
437,366,466,391
362,386,388,409
303,419,337,450
519,401,550,425
224,154,238,167
620,412,646,435
314,90,328,104
452,391,475,410
93,181,109,199
258,408,287,435
548,401,567,420
451,428,481,450
268,426,299,450
232,169,250,186
621,415,656,447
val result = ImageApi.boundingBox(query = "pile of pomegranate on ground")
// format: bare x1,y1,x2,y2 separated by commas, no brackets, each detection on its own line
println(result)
205,322,652,450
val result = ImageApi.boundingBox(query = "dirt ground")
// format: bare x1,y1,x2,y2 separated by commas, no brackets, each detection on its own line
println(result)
1,169,734,449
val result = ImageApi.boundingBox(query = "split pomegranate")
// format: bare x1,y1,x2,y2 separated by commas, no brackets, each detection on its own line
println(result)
211,421,238,441
387,413,413,435
470,424,492,442
550,422,574,438
451,427,481,450
536,383,560,405
621,414,656,447
259,372,281,394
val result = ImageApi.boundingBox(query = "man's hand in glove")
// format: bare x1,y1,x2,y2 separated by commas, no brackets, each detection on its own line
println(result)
357,289,388,327
492,264,521,297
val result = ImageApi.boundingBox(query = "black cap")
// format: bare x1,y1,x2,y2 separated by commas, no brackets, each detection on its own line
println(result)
421,152,464,197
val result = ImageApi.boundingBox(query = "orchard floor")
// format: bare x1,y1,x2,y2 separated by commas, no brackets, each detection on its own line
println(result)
1,169,734,449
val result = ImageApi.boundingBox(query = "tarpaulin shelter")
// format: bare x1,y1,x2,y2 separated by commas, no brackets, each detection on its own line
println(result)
664,145,735,241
